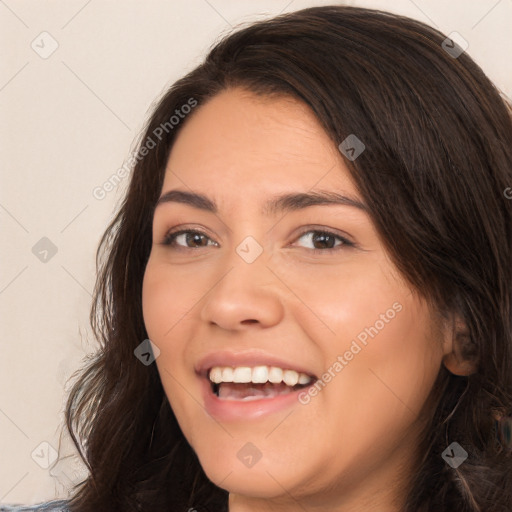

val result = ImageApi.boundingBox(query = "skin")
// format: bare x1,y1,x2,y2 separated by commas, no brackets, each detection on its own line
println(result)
142,88,470,512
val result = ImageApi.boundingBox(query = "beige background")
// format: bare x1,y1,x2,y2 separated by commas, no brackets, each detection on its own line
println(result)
1,0,511,505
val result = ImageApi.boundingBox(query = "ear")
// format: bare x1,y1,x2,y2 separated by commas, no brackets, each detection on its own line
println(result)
441,314,478,376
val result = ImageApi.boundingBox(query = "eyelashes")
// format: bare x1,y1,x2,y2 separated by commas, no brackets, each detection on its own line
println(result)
162,229,218,249
160,227,355,253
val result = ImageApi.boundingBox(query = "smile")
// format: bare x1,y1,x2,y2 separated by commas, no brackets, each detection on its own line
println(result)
209,365,313,400
199,364,317,421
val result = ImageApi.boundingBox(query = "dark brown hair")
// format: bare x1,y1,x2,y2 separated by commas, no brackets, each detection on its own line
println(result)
64,5,512,511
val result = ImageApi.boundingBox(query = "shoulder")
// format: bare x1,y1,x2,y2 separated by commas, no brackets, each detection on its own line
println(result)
0,501,70,512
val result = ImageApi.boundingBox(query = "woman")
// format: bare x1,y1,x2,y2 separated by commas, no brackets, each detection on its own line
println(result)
3,4,511,512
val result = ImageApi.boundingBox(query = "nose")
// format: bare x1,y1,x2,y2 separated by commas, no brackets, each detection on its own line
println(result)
199,254,285,331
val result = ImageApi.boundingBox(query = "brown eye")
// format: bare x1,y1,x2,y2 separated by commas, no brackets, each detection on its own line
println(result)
162,229,218,249
295,230,352,251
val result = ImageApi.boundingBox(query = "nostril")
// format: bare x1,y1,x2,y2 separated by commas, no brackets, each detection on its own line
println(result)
241,319,258,325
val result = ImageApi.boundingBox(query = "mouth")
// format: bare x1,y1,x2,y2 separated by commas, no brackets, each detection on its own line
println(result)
195,351,319,420
208,365,317,401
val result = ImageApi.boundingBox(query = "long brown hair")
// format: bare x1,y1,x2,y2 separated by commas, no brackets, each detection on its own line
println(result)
64,5,512,511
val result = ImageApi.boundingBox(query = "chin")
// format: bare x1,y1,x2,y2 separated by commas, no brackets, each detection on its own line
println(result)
210,468,291,498
196,449,302,499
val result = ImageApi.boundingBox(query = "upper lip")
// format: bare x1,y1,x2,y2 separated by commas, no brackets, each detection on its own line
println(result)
195,349,318,379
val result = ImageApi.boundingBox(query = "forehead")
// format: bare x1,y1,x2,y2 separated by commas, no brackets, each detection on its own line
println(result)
162,88,358,201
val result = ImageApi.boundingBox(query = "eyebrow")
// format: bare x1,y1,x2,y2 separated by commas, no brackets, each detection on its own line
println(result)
155,189,368,215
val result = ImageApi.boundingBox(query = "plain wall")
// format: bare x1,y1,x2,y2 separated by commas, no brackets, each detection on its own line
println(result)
1,0,511,505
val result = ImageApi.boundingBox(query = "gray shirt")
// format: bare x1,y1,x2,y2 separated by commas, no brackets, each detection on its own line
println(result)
0,501,69,511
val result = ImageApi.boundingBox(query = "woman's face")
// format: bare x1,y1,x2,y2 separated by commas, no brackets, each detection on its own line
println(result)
142,88,451,510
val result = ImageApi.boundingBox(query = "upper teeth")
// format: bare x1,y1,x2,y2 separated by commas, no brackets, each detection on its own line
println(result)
208,366,312,386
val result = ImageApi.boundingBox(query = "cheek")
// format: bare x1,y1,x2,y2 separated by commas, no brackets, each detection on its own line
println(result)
299,301,441,492
286,255,443,453
142,259,202,340
321,292,442,455
142,272,170,343
141,260,204,434
275,252,399,338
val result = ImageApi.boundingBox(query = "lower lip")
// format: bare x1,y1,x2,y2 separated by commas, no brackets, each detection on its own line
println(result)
199,376,312,421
